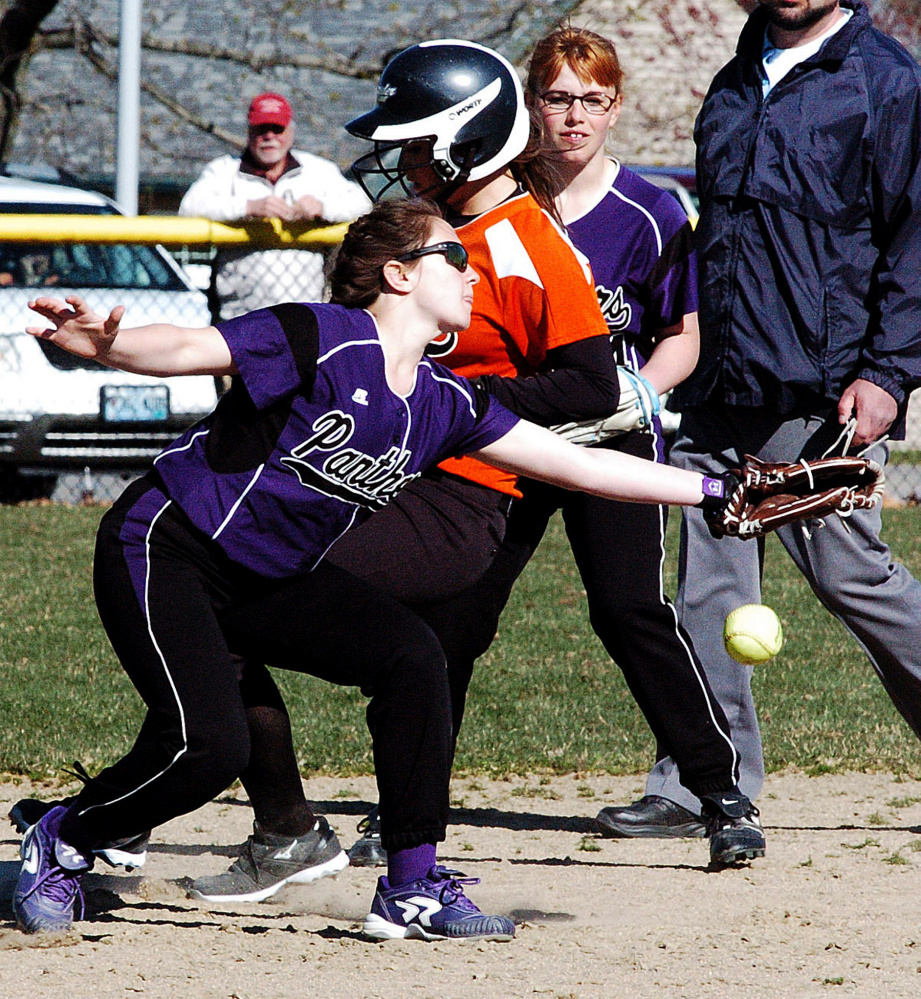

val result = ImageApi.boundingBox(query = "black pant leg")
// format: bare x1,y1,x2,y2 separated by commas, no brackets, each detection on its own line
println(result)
66,480,452,855
63,483,252,852
416,480,559,740
224,561,452,851
237,662,317,835
228,472,512,837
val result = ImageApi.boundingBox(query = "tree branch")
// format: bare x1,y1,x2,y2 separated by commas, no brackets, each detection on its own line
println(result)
68,17,246,151
0,0,59,161
37,20,381,80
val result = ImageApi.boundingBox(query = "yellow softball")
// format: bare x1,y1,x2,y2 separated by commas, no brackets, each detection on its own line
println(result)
723,604,784,665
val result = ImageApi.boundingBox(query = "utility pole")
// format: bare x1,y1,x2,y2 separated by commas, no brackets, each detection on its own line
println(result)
115,0,142,214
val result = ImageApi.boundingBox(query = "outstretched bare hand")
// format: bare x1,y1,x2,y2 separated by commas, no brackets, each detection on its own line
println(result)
26,295,125,362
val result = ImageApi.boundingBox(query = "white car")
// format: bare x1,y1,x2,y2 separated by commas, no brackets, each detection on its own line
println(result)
0,176,218,500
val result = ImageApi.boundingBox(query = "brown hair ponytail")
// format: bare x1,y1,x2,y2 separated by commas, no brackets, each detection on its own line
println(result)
329,199,443,309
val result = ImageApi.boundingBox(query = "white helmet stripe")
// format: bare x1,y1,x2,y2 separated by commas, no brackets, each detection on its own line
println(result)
367,77,502,144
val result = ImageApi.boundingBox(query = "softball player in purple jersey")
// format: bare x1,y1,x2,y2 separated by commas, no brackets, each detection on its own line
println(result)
430,27,764,865
13,199,727,939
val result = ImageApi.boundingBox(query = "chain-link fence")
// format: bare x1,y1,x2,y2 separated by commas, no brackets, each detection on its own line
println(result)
0,211,345,504
3,212,921,506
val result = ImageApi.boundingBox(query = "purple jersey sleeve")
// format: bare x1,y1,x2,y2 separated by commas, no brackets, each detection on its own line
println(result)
217,305,321,410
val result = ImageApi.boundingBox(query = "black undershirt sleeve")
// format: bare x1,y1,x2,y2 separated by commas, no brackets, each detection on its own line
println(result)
472,334,619,426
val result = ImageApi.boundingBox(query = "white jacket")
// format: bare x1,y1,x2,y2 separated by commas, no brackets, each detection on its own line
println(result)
179,151,370,319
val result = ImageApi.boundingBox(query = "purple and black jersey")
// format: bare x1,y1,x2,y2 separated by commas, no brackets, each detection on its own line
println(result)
566,162,697,373
153,303,519,578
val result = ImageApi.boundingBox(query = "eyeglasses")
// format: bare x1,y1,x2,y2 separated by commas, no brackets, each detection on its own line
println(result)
539,91,617,115
395,241,469,272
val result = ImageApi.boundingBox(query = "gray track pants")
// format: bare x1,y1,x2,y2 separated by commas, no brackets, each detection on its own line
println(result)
648,405,921,813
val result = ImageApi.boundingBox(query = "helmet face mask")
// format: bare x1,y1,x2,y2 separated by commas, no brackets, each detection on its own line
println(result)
349,142,416,201
347,39,530,204
350,137,482,202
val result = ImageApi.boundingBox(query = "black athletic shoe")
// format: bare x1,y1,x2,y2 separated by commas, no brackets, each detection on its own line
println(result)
700,792,766,866
9,761,151,872
595,795,707,839
9,797,73,835
348,805,388,867
10,796,150,871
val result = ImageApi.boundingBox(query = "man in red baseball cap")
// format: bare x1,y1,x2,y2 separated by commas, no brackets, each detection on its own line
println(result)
179,91,369,319
244,93,298,191
248,92,293,129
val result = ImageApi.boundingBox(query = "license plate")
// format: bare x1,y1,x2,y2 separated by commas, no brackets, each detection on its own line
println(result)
100,385,170,422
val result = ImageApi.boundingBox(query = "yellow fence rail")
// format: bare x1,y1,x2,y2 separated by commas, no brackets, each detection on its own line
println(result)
0,215,349,248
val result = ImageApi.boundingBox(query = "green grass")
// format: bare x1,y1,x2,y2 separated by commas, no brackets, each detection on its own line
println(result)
887,448,921,465
2,503,921,781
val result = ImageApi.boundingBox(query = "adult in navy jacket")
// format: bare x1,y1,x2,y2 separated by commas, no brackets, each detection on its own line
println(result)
601,0,921,837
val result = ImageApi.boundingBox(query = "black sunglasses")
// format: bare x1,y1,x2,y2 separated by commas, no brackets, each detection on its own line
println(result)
395,241,469,272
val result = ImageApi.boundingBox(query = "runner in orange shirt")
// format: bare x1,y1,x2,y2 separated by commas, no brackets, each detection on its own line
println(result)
191,39,620,893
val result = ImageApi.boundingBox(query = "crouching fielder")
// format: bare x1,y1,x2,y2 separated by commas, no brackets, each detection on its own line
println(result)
14,199,730,940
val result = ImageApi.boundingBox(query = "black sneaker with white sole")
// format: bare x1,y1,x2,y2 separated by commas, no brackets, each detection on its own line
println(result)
700,792,766,866
94,832,150,870
9,796,72,835
189,816,349,903
347,805,388,867
9,796,149,871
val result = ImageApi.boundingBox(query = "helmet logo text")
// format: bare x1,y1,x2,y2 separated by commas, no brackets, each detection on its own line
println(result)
449,97,482,121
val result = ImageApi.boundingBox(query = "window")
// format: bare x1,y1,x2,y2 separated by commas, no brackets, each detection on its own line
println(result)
0,203,186,291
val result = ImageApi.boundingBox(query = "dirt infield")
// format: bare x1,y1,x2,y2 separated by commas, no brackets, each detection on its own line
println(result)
2,770,921,998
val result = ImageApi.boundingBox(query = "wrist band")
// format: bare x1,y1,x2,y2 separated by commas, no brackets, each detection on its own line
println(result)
697,475,729,509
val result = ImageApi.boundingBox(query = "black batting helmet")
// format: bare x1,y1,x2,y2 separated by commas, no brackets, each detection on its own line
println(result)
346,39,530,201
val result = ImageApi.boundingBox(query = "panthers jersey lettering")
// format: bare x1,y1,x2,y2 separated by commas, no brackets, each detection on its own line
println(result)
154,304,519,578
568,163,697,374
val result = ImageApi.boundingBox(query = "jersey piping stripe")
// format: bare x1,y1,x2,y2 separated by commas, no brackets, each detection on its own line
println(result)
77,498,191,820
421,360,479,419
317,338,381,365
212,464,265,540
539,206,594,283
398,395,413,452
313,503,361,566
154,428,211,465
610,186,664,256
